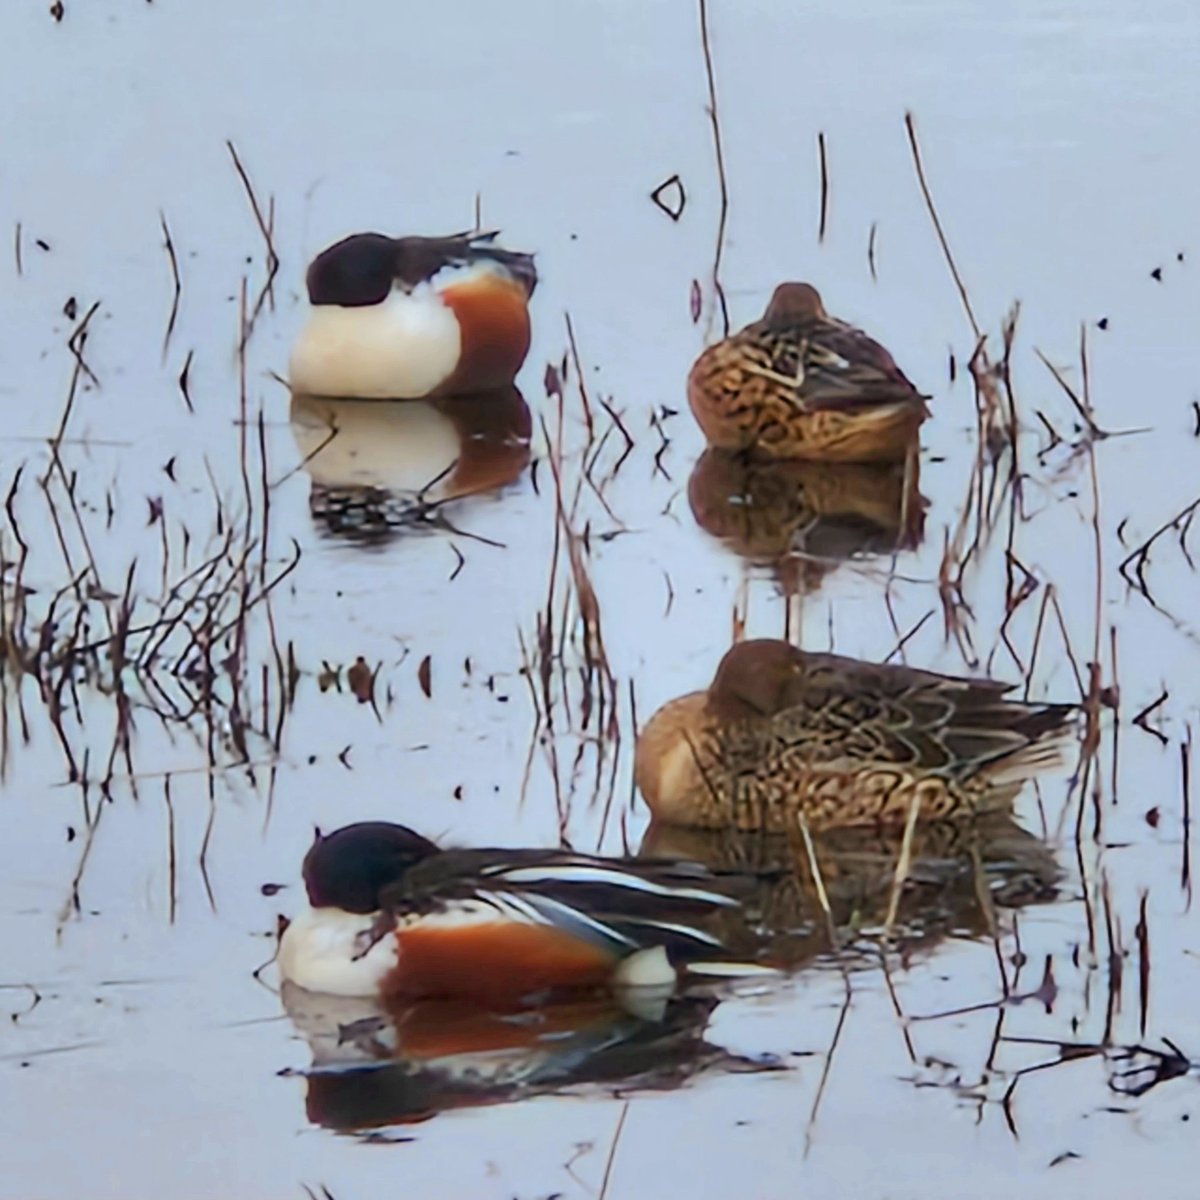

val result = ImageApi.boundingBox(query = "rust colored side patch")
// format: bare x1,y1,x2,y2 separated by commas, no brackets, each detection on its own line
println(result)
433,385,533,498
391,996,621,1060
437,274,531,394
385,920,616,1004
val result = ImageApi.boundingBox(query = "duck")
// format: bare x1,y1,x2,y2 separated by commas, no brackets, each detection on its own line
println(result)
277,821,754,1005
687,283,928,463
634,640,1076,832
289,231,536,400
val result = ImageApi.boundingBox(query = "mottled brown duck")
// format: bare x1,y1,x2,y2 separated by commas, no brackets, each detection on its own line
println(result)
687,284,928,463
635,640,1075,832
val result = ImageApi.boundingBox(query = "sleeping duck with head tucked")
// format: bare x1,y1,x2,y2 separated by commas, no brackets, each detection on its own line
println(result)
277,821,765,1006
635,640,1076,832
289,230,537,400
687,283,928,463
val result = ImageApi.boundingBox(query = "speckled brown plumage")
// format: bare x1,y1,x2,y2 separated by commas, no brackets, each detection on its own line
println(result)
634,640,1076,832
687,284,928,463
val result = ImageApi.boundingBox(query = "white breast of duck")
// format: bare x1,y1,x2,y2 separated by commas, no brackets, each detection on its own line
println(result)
277,905,399,997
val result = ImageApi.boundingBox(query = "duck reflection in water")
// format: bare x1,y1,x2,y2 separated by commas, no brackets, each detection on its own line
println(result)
289,386,531,543
688,444,925,594
281,986,779,1133
640,813,1061,971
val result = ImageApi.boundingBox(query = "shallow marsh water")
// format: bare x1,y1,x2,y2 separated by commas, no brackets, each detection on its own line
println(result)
2,2,1199,1197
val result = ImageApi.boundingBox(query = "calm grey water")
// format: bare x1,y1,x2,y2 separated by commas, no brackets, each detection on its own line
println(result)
2,2,1199,1197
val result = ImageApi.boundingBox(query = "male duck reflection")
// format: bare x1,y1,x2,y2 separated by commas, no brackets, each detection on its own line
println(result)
290,387,532,541
289,231,536,399
284,989,773,1131
278,822,762,1004
635,640,1076,832
688,284,928,462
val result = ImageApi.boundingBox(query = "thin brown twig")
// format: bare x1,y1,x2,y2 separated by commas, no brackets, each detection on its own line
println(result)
226,141,280,342
597,1100,631,1200
159,211,182,358
697,0,730,337
817,131,830,243
904,112,980,339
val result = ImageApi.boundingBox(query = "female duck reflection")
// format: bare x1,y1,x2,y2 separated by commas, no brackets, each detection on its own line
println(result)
289,386,531,542
688,445,926,594
639,815,1060,970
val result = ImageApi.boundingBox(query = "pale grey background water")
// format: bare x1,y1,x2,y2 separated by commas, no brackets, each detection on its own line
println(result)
2,2,1198,1197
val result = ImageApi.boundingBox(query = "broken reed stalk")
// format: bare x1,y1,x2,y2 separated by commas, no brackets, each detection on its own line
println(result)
1035,346,1103,440
597,1100,631,1200
159,210,182,358
804,987,851,1158
1182,733,1193,905
226,141,279,339
817,131,830,242
883,789,922,935
1117,491,1200,608
697,0,730,337
562,318,624,526
904,112,980,339
794,810,838,952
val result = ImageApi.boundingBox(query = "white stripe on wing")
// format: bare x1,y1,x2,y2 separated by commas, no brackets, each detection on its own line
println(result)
488,863,738,906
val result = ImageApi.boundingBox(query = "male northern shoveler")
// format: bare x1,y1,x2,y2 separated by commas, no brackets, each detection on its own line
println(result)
289,231,536,400
634,640,1076,832
687,283,928,463
277,821,748,1004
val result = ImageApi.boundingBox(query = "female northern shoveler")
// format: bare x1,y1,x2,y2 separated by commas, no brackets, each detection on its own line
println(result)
289,231,536,400
277,822,746,1004
687,283,928,463
634,640,1076,832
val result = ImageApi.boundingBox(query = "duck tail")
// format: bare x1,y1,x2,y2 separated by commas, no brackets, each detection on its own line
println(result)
824,399,928,463
980,703,1080,787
